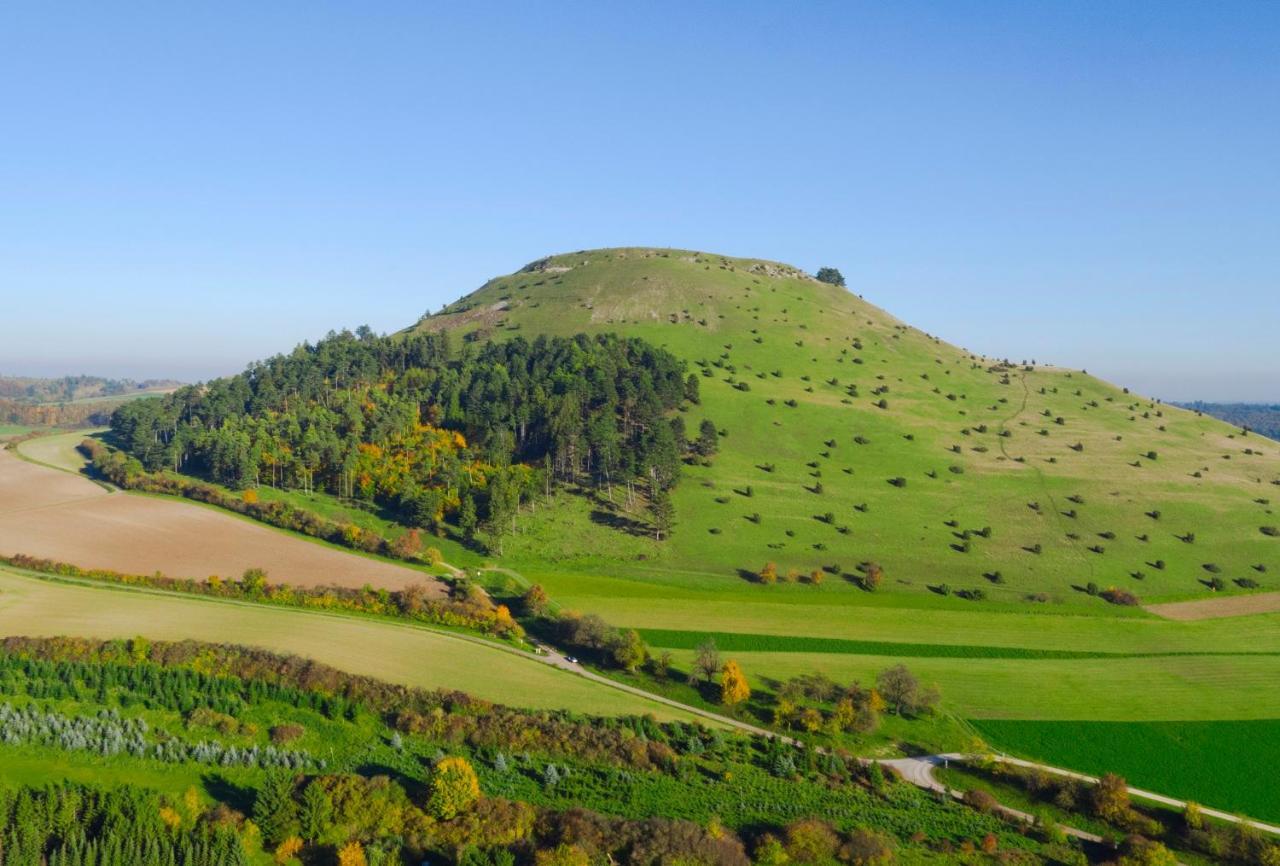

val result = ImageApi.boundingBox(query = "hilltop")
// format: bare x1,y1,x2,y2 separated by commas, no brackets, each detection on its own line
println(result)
410,247,1280,609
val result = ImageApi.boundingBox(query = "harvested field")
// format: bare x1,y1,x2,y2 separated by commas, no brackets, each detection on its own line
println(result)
1145,592,1280,621
0,448,441,592
0,567,694,719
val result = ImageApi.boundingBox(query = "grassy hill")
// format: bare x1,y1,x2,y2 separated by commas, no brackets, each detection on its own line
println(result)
405,248,1280,816
410,247,1279,608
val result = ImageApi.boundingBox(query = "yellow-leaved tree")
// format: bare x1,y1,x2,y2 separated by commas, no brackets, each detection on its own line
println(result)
430,756,481,819
720,660,751,707
337,841,366,866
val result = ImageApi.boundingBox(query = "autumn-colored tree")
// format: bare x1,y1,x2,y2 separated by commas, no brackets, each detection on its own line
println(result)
841,828,895,866
1092,773,1131,824
423,546,443,566
182,785,203,824
720,660,751,707
243,488,259,505
808,569,824,585
337,841,367,866
240,567,269,597
862,562,883,591
430,756,480,819
535,844,590,866
158,806,182,830
612,628,648,672
1118,837,1177,866
785,818,840,864
390,528,422,560
1183,801,1204,831
397,582,428,615
521,583,550,616
759,562,778,584
799,707,823,732
274,836,304,865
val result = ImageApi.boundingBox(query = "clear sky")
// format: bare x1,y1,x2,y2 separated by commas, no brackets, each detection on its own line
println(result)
1,2,1276,401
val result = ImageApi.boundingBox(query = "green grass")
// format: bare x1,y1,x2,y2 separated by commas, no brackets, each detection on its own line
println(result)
972,718,1280,823
0,424,36,438
0,566,704,721
14,428,106,475
636,627,1280,660
417,248,1280,612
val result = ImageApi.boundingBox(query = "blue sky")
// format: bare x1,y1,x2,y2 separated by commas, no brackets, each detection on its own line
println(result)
1,2,1276,400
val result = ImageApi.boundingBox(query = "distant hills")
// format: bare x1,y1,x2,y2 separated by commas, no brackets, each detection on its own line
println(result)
0,374,180,427
1175,402,1280,442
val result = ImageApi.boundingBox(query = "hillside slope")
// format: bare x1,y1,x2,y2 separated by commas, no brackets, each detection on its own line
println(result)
412,247,1280,609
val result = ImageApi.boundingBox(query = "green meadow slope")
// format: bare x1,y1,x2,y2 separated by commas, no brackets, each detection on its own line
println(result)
411,247,1279,609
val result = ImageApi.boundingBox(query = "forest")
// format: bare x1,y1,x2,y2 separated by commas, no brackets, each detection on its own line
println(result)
109,329,710,547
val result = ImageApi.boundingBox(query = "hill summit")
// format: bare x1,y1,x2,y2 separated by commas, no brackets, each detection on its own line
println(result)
413,247,1279,608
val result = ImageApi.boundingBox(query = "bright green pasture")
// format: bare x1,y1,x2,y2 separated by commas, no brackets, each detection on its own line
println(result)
429,249,1280,612
973,718,1280,824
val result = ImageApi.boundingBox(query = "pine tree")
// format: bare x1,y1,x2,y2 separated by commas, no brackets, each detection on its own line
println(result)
252,770,298,847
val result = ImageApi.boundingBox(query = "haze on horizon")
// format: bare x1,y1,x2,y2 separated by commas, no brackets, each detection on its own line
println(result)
1,2,1276,402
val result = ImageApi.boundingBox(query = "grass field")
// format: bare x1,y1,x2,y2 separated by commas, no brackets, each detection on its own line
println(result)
0,565,700,721
14,428,104,474
972,718,1280,823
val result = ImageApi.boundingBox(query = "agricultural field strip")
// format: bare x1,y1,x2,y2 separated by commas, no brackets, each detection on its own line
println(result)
1145,592,1280,621
647,647,1280,721
635,627,1280,659
0,566,708,723
558,593,1280,655
0,447,441,591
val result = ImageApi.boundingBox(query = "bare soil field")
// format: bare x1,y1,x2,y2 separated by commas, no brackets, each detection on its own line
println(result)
1145,593,1280,621
0,448,442,592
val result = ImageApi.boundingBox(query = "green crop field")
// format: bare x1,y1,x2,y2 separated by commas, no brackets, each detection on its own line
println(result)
0,566,700,721
972,718,1280,824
